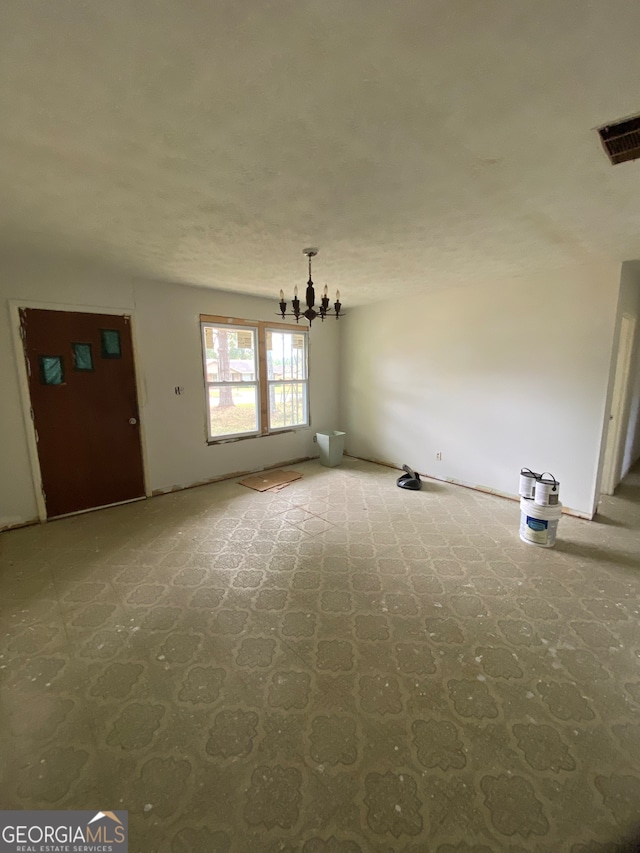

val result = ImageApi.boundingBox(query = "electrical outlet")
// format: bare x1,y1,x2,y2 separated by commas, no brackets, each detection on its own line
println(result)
436,452,442,461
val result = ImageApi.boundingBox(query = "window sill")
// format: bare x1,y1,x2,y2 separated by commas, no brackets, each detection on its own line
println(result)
207,428,305,446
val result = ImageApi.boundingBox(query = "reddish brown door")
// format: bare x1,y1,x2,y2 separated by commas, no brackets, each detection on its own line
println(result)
20,308,145,518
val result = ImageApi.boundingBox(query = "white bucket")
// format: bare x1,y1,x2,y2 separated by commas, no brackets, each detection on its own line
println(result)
534,472,560,507
519,498,562,548
519,468,539,499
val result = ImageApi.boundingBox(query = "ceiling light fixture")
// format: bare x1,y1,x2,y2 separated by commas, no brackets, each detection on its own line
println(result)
278,248,342,325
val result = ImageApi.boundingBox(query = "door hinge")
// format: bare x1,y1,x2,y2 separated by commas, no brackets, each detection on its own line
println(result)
19,324,26,340
34,428,39,443
41,484,46,498
30,406,35,421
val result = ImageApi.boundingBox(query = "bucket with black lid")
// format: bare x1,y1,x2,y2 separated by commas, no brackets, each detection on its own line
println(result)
518,468,539,500
534,472,559,507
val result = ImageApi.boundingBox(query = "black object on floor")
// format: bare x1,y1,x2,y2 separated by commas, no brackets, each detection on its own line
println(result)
397,464,422,490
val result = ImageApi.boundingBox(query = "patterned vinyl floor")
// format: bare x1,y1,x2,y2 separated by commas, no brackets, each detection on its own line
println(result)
1,457,640,852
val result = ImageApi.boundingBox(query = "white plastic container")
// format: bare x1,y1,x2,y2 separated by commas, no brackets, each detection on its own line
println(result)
316,430,346,467
534,472,560,507
519,498,562,548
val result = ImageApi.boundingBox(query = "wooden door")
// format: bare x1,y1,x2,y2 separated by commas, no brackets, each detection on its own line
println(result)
20,308,145,518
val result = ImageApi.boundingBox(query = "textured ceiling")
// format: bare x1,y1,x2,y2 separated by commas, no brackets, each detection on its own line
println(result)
2,1,640,305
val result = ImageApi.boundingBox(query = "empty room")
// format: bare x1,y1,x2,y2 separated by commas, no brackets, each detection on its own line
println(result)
2,2,640,852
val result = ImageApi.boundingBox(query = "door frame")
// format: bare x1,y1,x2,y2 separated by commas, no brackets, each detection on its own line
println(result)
9,299,151,522
600,312,637,495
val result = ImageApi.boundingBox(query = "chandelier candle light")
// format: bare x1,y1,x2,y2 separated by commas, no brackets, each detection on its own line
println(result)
278,248,342,325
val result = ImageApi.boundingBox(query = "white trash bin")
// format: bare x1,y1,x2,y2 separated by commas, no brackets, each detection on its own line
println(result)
316,431,346,467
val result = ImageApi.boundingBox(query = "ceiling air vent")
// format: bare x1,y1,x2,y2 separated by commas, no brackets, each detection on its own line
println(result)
598,114,640,165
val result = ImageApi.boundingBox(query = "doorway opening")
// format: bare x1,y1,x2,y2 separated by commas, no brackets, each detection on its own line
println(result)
600,312,637,495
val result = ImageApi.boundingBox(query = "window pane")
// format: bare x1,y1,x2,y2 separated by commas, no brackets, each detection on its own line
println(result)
268,382,307,429
72,342,93,371
39,355,64,385
267,331,307,381
205,326,256,383
208,385,258,437
101,329,121,358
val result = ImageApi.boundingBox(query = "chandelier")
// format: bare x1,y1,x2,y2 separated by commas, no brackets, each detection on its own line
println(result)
278,248,342,325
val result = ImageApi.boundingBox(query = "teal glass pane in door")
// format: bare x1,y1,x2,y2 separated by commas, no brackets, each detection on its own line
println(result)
39,355,64,385
72,342,93,371
100,329,121,358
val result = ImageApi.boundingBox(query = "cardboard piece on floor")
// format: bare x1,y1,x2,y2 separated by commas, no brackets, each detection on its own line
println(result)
238,470,303,492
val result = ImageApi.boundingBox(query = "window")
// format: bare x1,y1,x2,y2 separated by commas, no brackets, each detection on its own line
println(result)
72,343,94,371
201,315,309,441
202,323,260,439
100,329,121,358
267,329,308,431
39,355,64,385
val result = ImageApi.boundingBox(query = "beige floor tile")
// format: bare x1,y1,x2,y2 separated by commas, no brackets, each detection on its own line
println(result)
1,457,640,851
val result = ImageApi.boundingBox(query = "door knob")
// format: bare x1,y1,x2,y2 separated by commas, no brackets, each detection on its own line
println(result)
129,417,137,425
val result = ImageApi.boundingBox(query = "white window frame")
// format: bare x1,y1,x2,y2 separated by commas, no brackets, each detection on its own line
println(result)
201,322,260,441
265,326,309,434
200,315,309,443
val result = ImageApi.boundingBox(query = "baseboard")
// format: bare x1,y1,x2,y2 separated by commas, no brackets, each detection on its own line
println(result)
151,456,315,497
2,457,317,532
0,515,41,533
346,454,593,520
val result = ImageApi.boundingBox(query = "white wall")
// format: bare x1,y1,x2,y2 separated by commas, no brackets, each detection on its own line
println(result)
0,249,339,528
340,263,621,517
0,245,625,527
133,277,339,495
